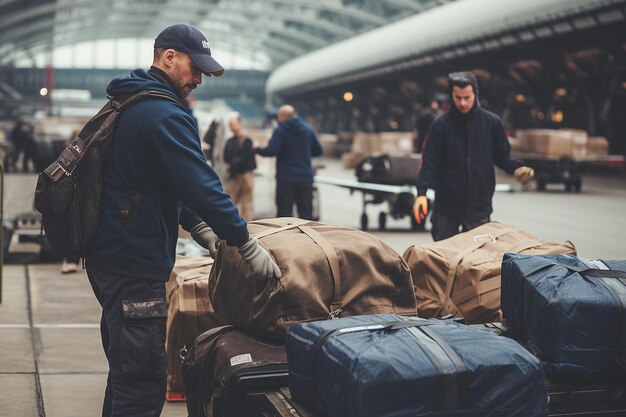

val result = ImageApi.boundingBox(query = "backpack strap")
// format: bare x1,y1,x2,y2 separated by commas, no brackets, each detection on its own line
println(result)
44,90,177,182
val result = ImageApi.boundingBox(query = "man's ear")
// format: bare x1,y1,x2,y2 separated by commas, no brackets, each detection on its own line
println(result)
162,49,177,69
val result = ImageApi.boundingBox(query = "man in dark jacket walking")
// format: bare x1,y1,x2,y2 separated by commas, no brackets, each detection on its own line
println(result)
413,71,534,241
87,24,280,417
223,115,256,220
256,105,323,220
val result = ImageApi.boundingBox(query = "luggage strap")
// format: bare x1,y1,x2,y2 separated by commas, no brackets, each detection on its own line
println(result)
312,319,468,410
254,222,343,317
444,228,542,315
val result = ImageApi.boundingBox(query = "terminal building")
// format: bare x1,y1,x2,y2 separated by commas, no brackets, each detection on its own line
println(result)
1,0,625,153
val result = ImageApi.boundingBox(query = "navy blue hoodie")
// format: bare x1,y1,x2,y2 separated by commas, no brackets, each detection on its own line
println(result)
88,68,249,281
417,101,522,221
256,116,323,182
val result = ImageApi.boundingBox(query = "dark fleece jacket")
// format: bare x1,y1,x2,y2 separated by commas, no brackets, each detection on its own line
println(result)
256,116,323,182
417,101,523,221
89,68,248,281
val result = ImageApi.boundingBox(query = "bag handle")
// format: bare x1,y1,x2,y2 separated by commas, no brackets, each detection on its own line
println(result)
253,220,313,239
254,221,342,317
519,259,626,281
443,228,516,304
313,319,468,410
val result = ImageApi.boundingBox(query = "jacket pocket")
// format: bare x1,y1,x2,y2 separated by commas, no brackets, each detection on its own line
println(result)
119,298,167,378
120,188,143,233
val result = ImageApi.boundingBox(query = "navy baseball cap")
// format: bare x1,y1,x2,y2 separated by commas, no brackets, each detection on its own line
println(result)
154,23,224,77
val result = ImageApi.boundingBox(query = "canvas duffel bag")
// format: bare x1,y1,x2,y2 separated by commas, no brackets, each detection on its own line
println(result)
501,253,626,382
403,221,575,324
166,256,223,395
181,325,288,417
209,217,417,340
285,313,548,417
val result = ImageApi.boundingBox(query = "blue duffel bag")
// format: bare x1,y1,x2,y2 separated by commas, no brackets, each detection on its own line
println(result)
501,253,626,382
285,313,547,417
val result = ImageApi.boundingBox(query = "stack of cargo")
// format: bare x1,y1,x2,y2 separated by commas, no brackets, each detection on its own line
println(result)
587,136,609,156
318,133,338,157
171,217,625,416
341,131,413,169
514,128,588,158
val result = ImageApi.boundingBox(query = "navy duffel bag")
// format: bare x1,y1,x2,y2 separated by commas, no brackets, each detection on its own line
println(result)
501,253,626,382
285,313,547,417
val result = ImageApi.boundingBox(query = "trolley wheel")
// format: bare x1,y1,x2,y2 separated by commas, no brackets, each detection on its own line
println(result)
378,212,387,231
360,213,369,231
574,178,582,193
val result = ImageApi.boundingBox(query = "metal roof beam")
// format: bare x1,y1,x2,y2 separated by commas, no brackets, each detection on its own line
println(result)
380,0,427,13
1,0,357,40
3,26,294,67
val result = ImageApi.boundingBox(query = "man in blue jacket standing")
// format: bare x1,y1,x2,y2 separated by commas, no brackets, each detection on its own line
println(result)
256,105,323,220
413,71,534,241
87,24,280,417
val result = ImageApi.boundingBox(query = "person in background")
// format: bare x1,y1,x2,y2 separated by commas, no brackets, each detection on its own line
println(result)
414,71,534,241
10,117,35,172
86,23,280,417
223,115,256,220
255,105,323,220
414,98,440,153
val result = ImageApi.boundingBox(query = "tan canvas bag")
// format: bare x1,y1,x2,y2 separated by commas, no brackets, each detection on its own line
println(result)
166,256,223,393
209,217,417,340
403,222,576,324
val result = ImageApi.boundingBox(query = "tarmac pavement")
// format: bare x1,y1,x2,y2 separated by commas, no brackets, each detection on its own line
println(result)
1,156,625,416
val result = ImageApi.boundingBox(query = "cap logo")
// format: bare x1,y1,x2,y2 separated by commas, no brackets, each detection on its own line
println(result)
201,40,210,51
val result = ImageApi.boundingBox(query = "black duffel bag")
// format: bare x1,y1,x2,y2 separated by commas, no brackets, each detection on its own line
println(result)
355,154,420,185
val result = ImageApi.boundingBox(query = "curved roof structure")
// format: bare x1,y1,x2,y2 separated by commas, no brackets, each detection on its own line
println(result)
267,0,625,96
0,0,457,68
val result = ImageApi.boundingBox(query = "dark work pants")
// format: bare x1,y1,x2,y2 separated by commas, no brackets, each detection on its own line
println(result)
86,264,167,417
276,180,314,220
431,211,490,242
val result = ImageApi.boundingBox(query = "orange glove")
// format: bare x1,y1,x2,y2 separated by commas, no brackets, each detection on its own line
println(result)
412,196,428,224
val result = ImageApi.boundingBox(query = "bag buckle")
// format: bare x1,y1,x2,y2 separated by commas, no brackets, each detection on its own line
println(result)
473,233,495,243
179,345,188,360
328,307,343,319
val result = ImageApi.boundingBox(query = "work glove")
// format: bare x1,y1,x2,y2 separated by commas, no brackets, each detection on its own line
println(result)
190,222,220,258
514,166,535,185
413,195,428,223
238,237,282,280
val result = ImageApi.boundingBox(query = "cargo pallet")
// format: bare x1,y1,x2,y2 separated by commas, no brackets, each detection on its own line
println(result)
514,153,625,193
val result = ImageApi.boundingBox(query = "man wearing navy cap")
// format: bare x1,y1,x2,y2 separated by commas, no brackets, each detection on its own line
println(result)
86,24,280,416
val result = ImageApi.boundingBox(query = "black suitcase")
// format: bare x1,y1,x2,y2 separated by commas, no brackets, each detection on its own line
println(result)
182,325,289,417
355,154,420,185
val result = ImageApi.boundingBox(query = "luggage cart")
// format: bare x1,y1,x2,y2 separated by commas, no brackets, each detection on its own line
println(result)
513,153,625,192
